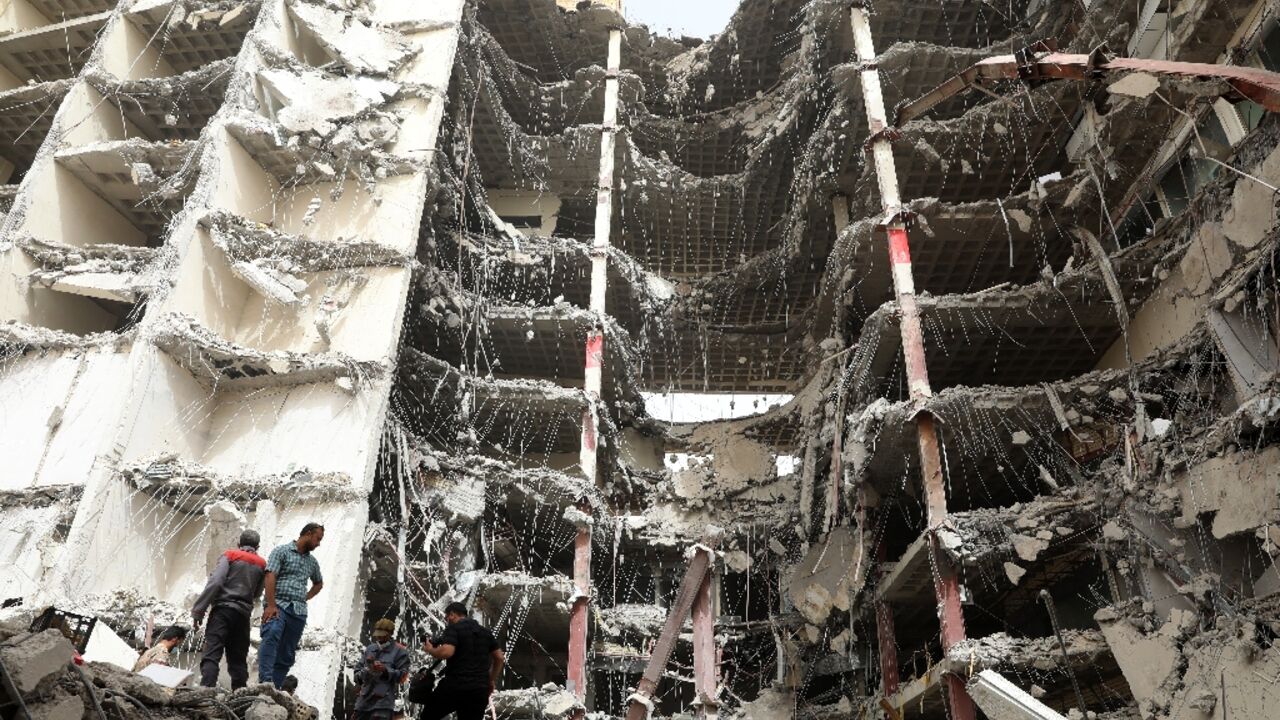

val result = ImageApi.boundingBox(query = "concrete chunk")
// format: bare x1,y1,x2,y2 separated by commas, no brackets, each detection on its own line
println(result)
1004,562,1026,585
27,693,84,720
0,629,74,695
967,669,1068,720
245,699,290,720
1011,534,1049,563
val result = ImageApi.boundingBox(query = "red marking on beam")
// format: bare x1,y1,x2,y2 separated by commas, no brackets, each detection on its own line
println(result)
888,227,912,265
585,333,604,370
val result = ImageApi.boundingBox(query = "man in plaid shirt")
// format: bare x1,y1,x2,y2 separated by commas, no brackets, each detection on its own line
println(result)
258,523,325,687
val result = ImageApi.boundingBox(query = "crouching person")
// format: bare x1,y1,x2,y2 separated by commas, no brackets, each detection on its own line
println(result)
354,619,410,720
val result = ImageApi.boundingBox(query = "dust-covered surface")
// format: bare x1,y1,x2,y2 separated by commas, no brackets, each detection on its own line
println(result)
4,0,1280,718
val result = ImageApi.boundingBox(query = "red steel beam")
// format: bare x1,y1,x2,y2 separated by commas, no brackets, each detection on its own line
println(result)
625,537,721,720
874,540,900,711
849,5,976,719
897,47,1280,125
692,569,718,718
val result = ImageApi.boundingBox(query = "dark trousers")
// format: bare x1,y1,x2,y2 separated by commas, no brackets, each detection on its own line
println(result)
356,712,392,720
200,606,251,688
258,605,307,686
419,687,489,720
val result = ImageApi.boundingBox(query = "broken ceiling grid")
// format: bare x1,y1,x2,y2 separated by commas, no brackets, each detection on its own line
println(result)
125,6,258,75
0,82,68,174
0,12,108,83
25,0,115,22
3,2,1280,719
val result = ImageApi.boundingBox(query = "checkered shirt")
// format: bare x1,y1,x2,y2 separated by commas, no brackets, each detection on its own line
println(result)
266,542,323,617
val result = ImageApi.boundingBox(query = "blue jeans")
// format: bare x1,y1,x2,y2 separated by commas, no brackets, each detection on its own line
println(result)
258,605,306,686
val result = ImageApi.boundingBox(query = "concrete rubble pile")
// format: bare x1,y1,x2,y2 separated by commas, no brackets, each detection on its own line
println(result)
0,624,317,720
4,0,1280,719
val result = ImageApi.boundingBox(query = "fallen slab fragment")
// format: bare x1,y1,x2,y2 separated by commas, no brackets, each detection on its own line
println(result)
967,670,1068,720
492,684,583,719
789,526,865,625
0,629,75,695
258,68,399,137
286,0,417,76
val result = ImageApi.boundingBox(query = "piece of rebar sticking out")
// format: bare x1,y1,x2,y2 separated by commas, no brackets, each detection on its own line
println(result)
1039,589,1090,717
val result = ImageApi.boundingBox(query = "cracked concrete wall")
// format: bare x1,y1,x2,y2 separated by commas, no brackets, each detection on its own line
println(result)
1099,124,1280,370
4,0,1280,718
0,0,464,715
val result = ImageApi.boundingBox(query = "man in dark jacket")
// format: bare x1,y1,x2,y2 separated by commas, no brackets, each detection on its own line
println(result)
192,529,266,688
353,618,410,720
421,602,505,720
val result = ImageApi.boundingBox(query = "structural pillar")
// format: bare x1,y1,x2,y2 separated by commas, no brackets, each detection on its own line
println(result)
625,534,722,720
873,540,900,710
567,497,593,701
692,567,718,719
847,5,975,719
570,25,622,713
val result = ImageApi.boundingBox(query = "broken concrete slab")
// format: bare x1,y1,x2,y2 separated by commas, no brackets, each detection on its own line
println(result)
789,526,865,625
1174,445,1280,538
245,699,290,720
1095,609,1182,707
0,629,75,695
258,69,399,137
948,630,1112,674
967,670,1067,720
492,684,583,719
1220,139,1280,250
25,692,84,720
286,1,417,76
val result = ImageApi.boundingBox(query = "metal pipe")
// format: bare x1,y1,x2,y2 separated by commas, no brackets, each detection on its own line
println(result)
71,662,108,720
1039,589,1089,716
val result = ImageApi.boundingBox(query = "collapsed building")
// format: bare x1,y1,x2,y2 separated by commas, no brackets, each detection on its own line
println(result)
3,0,1280,719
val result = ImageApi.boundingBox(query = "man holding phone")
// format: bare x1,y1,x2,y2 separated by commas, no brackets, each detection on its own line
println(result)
354,618,410,720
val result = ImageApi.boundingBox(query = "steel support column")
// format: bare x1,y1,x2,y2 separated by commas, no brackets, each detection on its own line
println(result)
873,540,900,709
625,535,721,720
693,567,718,719
567,497,593,702
569,26,622,713
848,5,975,719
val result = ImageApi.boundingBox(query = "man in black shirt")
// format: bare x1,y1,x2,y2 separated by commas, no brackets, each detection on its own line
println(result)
421,602,505,720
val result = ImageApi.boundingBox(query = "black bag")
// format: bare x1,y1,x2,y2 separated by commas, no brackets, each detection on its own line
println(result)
407,668,437,704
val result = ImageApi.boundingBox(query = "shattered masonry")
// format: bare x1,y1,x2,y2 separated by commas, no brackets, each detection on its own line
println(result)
3,1,1280,720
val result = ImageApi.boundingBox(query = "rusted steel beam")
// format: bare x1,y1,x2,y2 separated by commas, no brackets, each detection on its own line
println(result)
625,535,721,720
566,498,592,700
874,540,901,711
849,4,976,719
570,26,622,715
692,569,718,719
896,47,1280,125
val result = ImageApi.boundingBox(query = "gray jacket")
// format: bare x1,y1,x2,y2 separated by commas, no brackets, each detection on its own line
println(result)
353,641,410,712
192,545,266,620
